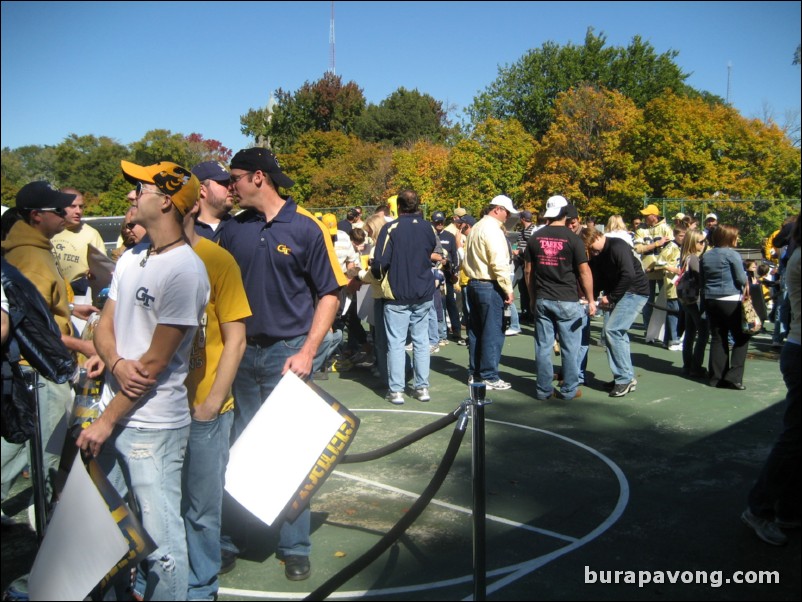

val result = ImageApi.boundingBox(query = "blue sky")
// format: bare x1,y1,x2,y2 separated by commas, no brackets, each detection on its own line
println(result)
2,1,800,155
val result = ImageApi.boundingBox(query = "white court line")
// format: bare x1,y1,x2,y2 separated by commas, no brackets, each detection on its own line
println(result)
332,471,579,543
219,409,628,600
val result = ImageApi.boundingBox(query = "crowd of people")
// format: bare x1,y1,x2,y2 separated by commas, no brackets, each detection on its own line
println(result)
1,150,799,599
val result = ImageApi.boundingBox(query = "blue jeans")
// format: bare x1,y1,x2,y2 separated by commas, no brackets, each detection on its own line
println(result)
642,279,662,331
508,301,520,332
748,341,801,519
444,279,461,337
681,301,709,374
772,288,790,344
230,338,312,557
385,300,432,392
183,411,234,600
372,298,388,383
603,293,648,384
1,368,71,501
534,298,584,399
467,281,505,382
428,302,439,346
99,424,190,601
577,311,590,384
665,298,681,345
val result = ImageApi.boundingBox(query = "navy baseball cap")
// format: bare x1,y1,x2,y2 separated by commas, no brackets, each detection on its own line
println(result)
192,161,230,183
460,215,476,227
520,210,533,221
16,181,75,210
432,211,445,222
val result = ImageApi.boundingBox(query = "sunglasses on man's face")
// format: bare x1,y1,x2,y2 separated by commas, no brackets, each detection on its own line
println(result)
37,207,67,217
135,182,169,199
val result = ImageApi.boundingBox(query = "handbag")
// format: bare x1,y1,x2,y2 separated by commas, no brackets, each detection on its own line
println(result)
741,291,762,335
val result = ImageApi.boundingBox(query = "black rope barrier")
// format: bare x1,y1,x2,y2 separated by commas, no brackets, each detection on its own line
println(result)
304,404,470,601
340,407,461,464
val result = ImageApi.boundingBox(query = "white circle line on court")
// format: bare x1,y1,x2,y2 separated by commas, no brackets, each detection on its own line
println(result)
218,408,629,600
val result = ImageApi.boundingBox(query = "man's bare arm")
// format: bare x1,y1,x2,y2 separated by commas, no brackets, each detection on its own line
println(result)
283,292,340,380
76,323,191,456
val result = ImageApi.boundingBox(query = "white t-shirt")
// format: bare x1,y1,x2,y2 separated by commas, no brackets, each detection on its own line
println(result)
101,243,210,428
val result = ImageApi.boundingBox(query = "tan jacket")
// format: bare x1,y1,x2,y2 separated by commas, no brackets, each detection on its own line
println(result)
2,221,72,336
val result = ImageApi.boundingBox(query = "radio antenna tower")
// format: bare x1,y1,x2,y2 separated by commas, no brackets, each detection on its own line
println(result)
726,61,732,105
328,1,336,75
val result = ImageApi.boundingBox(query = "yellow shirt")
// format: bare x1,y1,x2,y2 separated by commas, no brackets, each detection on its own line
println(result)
51,223,106,283
634,220,675,280
463,215,513,294
186,238,252,414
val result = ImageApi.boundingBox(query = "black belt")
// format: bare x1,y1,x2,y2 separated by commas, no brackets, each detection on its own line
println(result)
469,278,493,283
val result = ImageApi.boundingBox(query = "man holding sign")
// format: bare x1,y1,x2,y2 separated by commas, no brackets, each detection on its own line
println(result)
220,147,347,581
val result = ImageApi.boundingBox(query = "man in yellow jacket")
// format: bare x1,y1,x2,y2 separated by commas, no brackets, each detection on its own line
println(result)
1,182,98,500
633,204,674,338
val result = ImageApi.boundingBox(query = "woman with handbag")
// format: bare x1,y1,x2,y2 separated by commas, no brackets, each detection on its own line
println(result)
678,229,709,378
700,224,750,390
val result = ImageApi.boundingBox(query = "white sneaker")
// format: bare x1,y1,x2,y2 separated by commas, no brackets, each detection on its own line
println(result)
413,387,431,402
483,379,512,390
404,343,413,351
430,345,440,354
667,343,683,351
504,328,521,336
385,391,405,405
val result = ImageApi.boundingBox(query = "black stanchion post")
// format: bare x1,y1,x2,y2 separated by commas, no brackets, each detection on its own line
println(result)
469,382,488,601
26,370,48,543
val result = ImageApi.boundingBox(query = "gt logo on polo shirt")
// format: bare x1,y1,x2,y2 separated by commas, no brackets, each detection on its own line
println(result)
277,244,292,255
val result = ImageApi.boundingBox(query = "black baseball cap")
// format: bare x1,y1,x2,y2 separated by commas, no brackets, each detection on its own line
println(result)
15,181,75,211
230,147,294,188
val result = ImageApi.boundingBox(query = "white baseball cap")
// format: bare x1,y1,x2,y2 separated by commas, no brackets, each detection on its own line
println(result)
490,194,518,215
543,195,568,218
705,213,718,221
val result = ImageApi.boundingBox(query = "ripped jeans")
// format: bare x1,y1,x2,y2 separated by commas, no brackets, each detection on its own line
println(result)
99,424,190,600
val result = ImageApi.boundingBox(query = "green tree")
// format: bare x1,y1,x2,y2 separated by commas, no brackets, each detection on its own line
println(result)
640,92,801,246
355,87,451,146
640,92,801,200
89,175,133,217
390,141,450,212
526,85,648,218
241,73,366,153
54,134,129,196
307,139,393,208
129,129,196,167
1,145,59,203
468,28,704,139
442,118,536,216
279,130,355,205
184,133,232,164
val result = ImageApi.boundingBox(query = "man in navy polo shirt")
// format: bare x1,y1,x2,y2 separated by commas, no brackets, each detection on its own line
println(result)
220,147,347,582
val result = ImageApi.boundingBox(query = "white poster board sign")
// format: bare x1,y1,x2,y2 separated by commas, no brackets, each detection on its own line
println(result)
225,371,355,526
29,455,128,601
